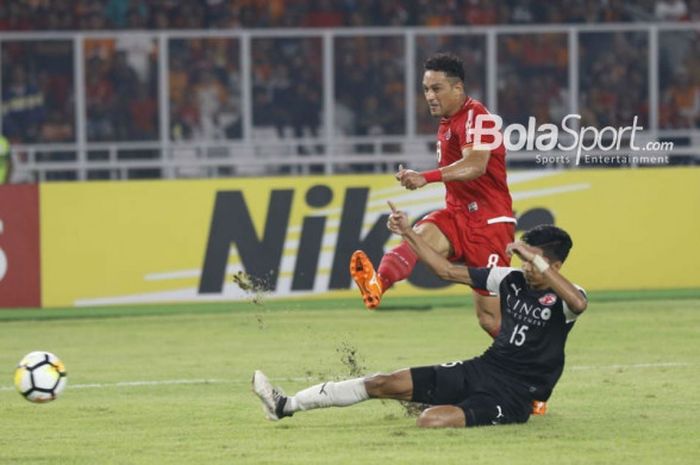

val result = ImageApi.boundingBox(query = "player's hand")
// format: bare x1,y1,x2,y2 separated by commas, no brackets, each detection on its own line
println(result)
506,241,538,262
394,164,407,181
386,201,411,235
395,164,427,190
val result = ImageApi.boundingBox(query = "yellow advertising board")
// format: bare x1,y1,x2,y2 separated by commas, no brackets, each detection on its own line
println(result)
40,168,700,307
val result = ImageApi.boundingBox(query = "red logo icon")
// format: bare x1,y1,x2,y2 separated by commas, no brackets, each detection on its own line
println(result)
539,293,557,306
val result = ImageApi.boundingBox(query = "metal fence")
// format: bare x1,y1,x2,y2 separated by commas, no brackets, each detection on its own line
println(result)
2,23,699,181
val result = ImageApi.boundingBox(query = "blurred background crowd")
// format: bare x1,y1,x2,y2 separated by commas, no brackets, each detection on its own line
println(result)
0,0,698,176
1,0,699,30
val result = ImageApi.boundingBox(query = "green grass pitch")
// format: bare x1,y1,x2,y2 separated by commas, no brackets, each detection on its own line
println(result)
0,291,699,465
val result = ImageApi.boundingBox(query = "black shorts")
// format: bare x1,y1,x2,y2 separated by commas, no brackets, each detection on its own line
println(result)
410,358,531,427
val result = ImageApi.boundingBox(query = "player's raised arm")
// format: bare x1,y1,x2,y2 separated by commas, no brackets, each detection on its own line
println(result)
507,241,588,314
387,201,473,286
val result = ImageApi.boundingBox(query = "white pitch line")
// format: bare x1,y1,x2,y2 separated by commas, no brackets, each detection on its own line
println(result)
1,362,692,393
568,362,692,371
0,378,227,392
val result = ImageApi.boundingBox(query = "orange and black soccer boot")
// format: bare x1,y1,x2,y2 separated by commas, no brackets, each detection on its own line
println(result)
531,400,548,416
350,250,384,310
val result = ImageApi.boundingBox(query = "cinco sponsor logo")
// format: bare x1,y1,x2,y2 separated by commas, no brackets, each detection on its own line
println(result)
506,294,552,327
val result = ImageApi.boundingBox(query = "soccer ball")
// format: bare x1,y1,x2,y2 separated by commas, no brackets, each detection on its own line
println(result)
14,351,67,403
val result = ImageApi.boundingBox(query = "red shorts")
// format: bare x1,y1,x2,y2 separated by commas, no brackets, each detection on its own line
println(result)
418,208,515,293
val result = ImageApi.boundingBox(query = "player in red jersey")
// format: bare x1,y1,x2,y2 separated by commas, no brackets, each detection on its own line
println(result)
351,52,515,340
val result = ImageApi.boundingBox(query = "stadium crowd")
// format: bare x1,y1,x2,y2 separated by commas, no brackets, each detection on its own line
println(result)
1,0,699,30
1,0,698,148
498,34,569,126
1,41,75,143
580,32,650,128
169,38,241,142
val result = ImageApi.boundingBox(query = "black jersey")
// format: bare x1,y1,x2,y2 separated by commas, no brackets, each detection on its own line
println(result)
469,267,586,401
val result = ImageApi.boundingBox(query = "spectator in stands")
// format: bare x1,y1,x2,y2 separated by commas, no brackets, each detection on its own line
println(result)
41,110,74,142
249,38,323,144
335,37,405,136
684,34,700,88
465,0,500,25
655,0,689,21
111,51,140,139
116,11,155,82
1,67,45,143
690,0,700,20
168,39,244,141
129,83,158,140
106,0,147,28
86,63,115,140
662,71,700,128
195,69,229,140
171,93,200,141
498,34,568,126
599,0,634,21
335,95,357,135
509,0,535,23
580,32,649,128
1,41,74,144
169,55,189,111
306,0,344,27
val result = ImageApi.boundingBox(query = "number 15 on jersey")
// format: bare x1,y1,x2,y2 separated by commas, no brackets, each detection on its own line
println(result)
509,324,529,346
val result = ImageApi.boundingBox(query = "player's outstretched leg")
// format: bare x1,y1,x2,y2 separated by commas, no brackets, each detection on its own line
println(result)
252,370,371,421
252,370,413,421
350,250,385,309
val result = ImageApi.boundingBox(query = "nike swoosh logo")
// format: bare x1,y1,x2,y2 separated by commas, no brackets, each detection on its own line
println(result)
368,273,378,288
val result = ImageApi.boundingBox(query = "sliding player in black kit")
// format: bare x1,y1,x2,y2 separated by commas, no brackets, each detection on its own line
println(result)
252,201,588,428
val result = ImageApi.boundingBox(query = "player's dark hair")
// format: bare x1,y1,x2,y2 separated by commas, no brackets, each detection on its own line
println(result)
521,225,573,263
424,52,465,82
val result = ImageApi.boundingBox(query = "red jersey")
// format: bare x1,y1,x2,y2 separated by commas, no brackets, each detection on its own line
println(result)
436,97,514,225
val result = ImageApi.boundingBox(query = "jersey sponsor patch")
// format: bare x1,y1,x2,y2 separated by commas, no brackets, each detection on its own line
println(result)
539,293,558,306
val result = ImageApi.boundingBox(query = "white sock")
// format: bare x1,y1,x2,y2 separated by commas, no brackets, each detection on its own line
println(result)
285,378,369,413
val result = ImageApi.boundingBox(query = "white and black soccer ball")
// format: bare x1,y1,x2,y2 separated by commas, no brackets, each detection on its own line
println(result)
14,351,67,403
